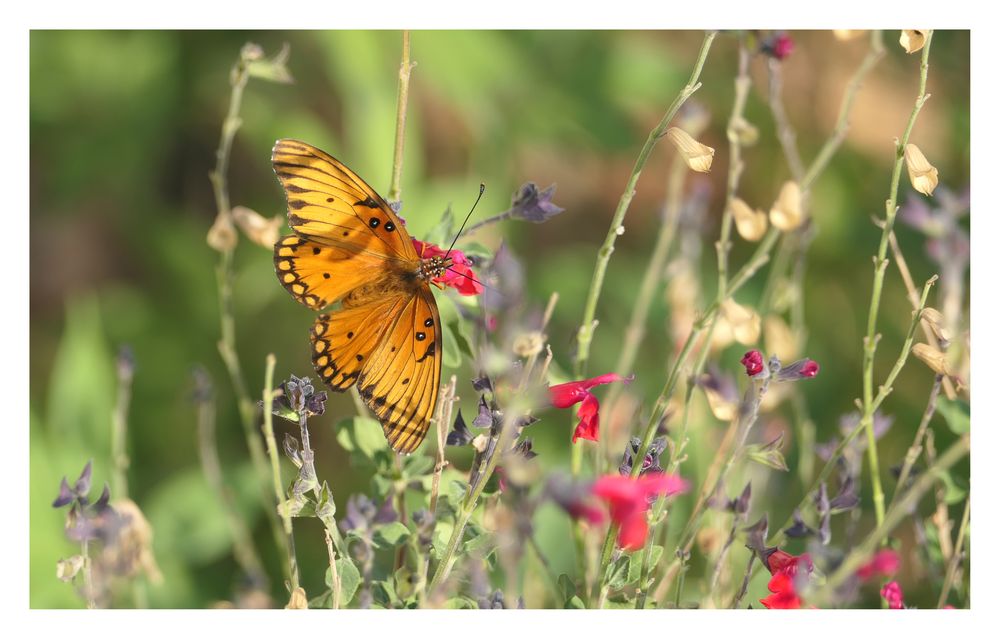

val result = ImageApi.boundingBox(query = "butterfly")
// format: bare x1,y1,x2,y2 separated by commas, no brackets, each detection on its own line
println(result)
271,139,451,454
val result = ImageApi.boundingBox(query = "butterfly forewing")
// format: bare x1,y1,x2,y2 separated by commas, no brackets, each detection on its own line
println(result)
272,139,419,262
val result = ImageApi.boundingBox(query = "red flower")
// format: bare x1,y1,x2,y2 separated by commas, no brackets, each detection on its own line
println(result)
857,549,900,581
548,373,632,443
881,580,904,609
741,350,765,377
591,473,689,550
412,239,483,296
760,572,802,609
760,549,813,609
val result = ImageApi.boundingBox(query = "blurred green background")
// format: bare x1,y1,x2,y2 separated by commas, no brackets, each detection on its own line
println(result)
30,30,969,608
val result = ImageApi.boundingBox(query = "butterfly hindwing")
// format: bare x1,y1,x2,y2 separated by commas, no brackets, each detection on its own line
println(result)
357,288,442,454
310,295,409,391
272,139,418,261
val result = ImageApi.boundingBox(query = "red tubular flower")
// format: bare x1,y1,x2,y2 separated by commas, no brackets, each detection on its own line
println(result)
548,373,632,443
760,549,813,609
591,474,689,551
412,239,483,296
741,350,765,377
857,549,900,581
760,572,802,609
881,581,904,609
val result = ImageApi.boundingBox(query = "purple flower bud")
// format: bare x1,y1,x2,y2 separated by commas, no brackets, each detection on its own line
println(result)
508,183,565,224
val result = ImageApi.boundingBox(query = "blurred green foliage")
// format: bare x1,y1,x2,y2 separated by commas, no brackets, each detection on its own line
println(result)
30,30,969,608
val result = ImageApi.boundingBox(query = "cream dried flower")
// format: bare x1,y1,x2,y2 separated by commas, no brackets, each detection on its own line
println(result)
769,181,804,231
731,197,768,241
233,205,284,249
666,127,715,173
904,143,939,196
899,30,928,54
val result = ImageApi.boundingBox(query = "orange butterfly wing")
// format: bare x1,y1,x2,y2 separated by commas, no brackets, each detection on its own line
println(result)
272,139,442,454
272,139,418,262
357,288,442,454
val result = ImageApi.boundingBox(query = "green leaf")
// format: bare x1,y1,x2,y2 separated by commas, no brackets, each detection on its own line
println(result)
937,398,971,435
444,596,478,609
401,454,434,478
627,545,663,584
335,416,386,461
557,574,577,601
605,554,630,591
565,595,586,609
327,557,361,606
934,469,967,505
374,521,411,546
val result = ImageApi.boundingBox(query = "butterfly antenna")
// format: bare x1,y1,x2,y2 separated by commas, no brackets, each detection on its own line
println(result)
445,183,486,260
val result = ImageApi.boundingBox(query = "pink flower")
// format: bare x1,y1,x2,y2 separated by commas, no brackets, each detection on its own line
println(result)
881,580,904,609
857,549,900,581
741,350,765,377
548,373,632,443
773,33,794,59
412,239,483,296
591,474,689,550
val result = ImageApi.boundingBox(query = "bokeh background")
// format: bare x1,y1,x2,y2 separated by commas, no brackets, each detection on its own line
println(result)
30,30,970,608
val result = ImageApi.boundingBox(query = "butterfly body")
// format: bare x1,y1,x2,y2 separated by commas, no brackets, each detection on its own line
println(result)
271,139,446,454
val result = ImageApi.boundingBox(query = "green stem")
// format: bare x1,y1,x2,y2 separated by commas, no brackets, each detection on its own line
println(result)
805,433,969,606
860,31,934,536
887,374,943,514
261,354,299,590
110,351,133,500
571,29,716,589
768,275,936,548
209,48,288,568
387,30,413,203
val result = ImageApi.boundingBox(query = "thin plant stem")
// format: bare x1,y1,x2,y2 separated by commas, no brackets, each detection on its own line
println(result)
805,433,969,606
194,370,268,589
80,538,97,609
110,350,133,500
325,528,341,609
208,48,288,566
887,374,943,514
766,58,806,182
569,30,717,488
859,31,934,536
418,376,456,604
888,230,957,399
387,30,414,204
427,400,527,595
261,354,299,590
730,550,756,608
527,534,561,605
937,494,970,608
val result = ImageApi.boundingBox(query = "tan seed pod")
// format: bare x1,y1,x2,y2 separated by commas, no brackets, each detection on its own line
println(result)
232,205,284,249
911,342,951,376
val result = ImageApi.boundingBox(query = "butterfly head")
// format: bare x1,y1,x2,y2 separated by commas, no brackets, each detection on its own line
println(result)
418,255,452,283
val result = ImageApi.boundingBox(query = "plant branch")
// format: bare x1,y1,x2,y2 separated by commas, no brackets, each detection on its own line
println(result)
937,493,970,608
859,30,934,535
